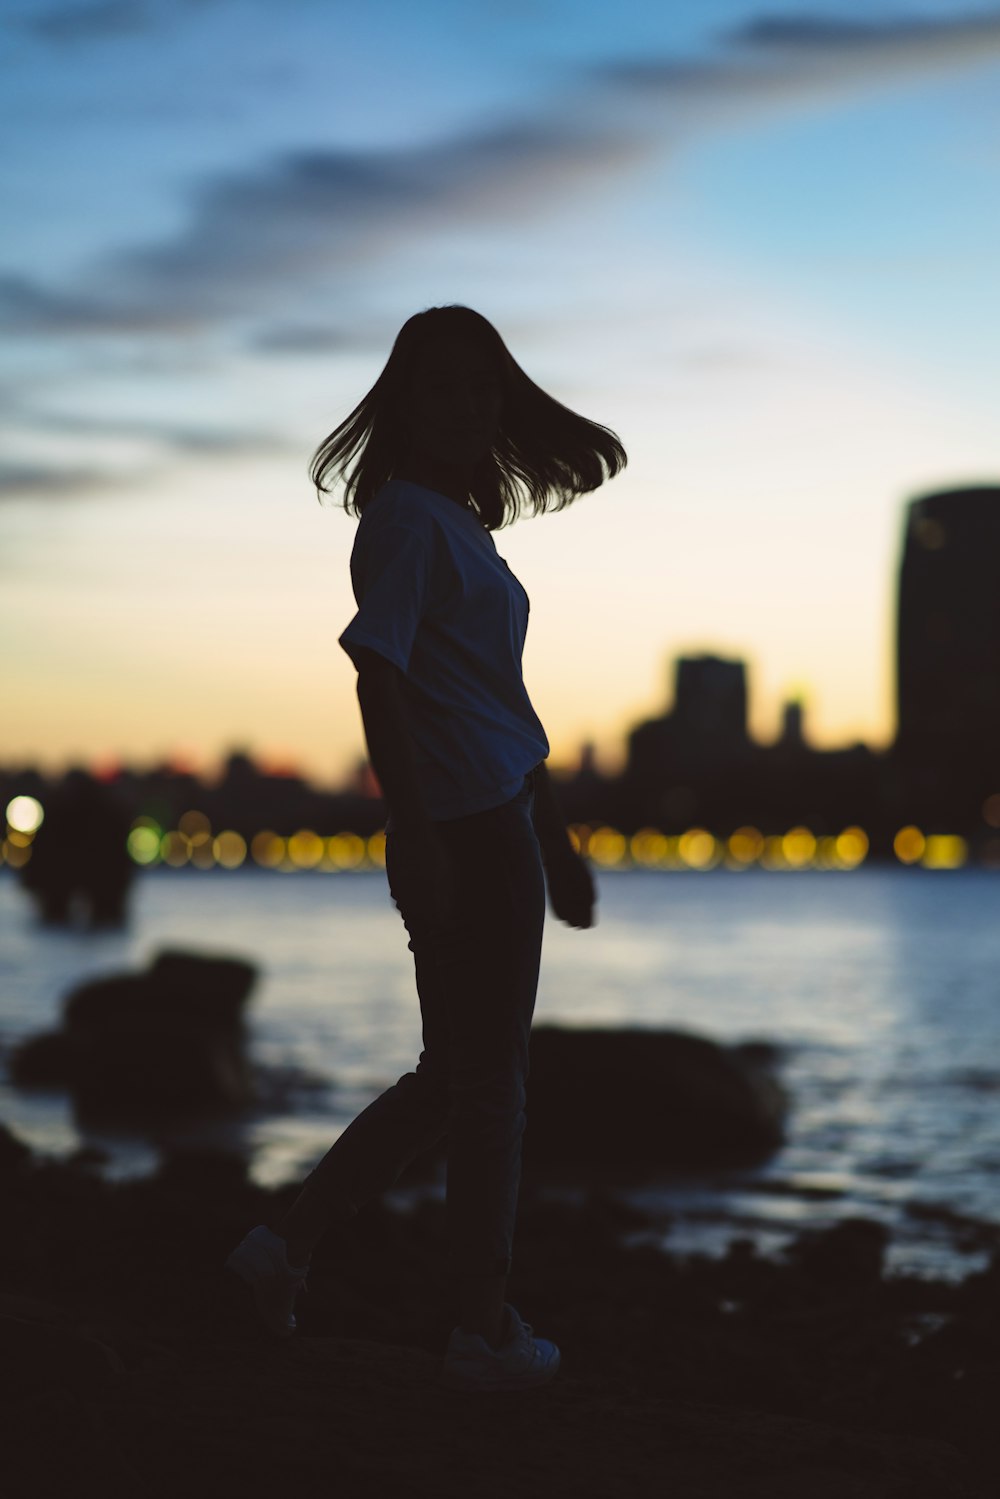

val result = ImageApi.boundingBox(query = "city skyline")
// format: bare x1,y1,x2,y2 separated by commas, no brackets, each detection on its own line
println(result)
8,483,1000,887
5,475,994,789
0,630,865,791
3,3,999,781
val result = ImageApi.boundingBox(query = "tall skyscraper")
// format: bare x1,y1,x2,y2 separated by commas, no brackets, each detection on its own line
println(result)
623,655,751,828
895,485,1000,823
671,655,749,750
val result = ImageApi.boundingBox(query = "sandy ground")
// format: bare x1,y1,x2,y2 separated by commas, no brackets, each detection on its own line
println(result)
1,1127,997,1498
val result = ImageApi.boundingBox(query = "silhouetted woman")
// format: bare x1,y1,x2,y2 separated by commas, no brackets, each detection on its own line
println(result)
226,305,626,1390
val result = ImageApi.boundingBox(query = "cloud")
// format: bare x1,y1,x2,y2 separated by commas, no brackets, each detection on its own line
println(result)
602,8,1000,123
6,405,295,458
0,121,639,337
250,324,356,356
158,425,295,458
729,11,1000,52
17,0,154,44
126,121,635,306
6,6,1000,344
14,0,226,46
0,431,292,503
0,461,117,499
0,274,178,333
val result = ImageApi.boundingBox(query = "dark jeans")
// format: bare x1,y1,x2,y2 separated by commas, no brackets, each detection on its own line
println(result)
295,772,545,1277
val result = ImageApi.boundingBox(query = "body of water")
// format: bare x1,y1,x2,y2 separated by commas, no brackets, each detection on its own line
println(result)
2,865,998,1278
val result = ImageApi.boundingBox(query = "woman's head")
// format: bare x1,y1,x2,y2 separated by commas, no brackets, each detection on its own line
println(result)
397,308,505,474
311,305,626,530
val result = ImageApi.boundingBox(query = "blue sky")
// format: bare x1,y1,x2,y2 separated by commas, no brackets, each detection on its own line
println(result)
3,1,999,782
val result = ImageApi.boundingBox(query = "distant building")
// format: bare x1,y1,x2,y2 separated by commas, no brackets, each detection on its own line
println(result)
618,651,884,837
672,656,749,754
775,700,807,755
895,485,1000,825
623,655,752,829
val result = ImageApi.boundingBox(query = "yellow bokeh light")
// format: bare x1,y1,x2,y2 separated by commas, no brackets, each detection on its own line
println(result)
190,840,217,870
678,828,717,870
131,815,162,838
6,795,44,834
288,829,325,869
567,825,590,856
588,826,627,867
630,828,669,867
251,831,285,868
2,839,32,867
759,836,788,870
213,831,247,869
327,832,366,869
782,827,816,868
728,826,763,864
835,826,869,868
921,835,967,870
367,831,386,867
160,830,191,867
893,826,925,864
813,836,836,869
127,826,162,865
179,809,211,838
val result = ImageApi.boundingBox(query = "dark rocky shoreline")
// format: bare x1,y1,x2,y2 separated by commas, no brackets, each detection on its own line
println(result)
2,1123,998,1497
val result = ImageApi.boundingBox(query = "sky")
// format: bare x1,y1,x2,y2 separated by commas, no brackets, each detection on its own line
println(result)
2,0,999,785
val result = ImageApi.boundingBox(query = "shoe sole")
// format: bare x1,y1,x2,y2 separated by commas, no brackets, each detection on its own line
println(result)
223,1254,297,1339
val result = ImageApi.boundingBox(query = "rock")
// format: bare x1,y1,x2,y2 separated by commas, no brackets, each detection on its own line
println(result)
17,767,134,930
65,949,253,1033
6,1386,140,1493
524,1025,787,1168
9,948,258,1119
0,1121,33,1175
787,1218,889,1287
9,1030,75,1088
0,1316,124,1398
66,1144,112,1170
1,1119,995,1496
0,1294,64,1324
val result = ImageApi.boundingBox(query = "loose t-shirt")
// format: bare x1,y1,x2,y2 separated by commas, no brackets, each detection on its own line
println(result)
339,480,550,820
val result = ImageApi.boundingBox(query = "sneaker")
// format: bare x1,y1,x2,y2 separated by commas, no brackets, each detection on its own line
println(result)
441,1303,560,1391
224,1225,310,1338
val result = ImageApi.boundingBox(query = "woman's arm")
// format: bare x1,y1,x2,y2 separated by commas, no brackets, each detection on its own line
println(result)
355,648,431,836
354,647,454,923
532,761,596,930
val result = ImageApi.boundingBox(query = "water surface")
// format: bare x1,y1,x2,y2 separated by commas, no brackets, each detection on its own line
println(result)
2,866,998,1277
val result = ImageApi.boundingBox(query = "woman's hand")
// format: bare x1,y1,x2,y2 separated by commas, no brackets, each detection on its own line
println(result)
530,761,596,929
541,837,596,929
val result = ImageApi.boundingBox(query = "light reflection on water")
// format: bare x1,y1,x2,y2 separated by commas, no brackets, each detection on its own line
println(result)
1,866,999,1278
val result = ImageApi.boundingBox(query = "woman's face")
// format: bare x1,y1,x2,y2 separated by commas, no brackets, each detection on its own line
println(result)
402,334,503,470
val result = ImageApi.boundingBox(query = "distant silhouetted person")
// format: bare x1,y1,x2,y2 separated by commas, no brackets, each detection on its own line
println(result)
226,304,626,1390
20,769,133,929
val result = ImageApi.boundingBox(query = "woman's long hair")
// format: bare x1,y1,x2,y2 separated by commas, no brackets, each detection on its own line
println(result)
310,305,626,531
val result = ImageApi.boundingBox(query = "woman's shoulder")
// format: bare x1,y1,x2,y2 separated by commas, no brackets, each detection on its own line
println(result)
363,480,443,532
